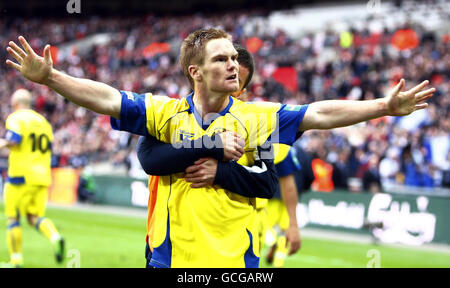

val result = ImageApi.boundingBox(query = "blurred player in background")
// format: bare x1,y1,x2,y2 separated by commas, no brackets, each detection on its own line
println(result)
264,147,302,267
0,89,64,268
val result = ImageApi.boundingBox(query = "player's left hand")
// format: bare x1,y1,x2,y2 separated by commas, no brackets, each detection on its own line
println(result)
285,225,301,255
184,158,218,188
385,79,435,116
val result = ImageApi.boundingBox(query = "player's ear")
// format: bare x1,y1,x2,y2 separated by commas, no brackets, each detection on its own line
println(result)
189,65,201,82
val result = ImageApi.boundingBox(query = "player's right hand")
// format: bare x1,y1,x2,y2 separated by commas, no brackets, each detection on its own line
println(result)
285,226,301,255
6,36,53,85
218,131,245,162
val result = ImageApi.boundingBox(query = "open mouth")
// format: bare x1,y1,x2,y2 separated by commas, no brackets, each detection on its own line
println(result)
226,74,237,81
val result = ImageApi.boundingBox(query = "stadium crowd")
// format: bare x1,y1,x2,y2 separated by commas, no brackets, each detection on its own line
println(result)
0,5,448,191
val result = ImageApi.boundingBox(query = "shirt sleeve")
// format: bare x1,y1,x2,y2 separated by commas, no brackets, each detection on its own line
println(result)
5,115,22,144
273,104,309,145
110,91,150,136
214,143,279,199
137,135,224,176
275,147,301,177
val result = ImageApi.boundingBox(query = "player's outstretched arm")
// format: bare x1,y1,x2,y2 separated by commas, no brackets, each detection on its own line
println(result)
6,36,121,119
299,79,435,131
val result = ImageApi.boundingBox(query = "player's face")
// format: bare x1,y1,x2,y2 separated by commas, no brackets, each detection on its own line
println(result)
200,38,239,94
231,65,250,100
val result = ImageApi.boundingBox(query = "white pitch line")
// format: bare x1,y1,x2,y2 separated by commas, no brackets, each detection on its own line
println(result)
296,254,360,268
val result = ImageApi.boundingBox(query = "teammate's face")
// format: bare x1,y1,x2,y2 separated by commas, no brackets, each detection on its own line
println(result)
231,65,250,100
199,38,239,94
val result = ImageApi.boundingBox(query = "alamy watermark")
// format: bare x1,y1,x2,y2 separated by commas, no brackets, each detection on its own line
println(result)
67,0,81,14
66,249,81,268
167,111,279,160
366,249,381,268
366,0,381,14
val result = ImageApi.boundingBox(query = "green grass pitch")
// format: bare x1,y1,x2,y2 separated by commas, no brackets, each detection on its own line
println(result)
0,203,449,268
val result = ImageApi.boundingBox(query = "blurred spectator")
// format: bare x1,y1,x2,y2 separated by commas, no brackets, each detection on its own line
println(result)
311,149,334,193
362,154,382,194
379,147,401,190
77,166,96,203
331,148,350,190
293,143,314,194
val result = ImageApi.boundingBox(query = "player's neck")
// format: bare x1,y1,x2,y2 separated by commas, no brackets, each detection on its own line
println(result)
13,104,31,112
193,89,230,120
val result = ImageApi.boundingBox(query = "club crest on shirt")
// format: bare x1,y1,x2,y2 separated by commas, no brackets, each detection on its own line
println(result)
124,91,135,101
212,127,227,136
284,104,302,112
179,130,194,141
